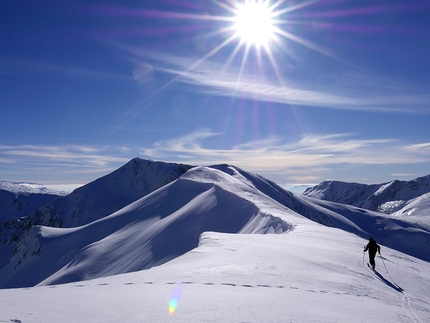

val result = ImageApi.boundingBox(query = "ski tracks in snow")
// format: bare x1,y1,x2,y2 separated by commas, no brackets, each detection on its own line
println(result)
401,294,425,323
364,266,427,323
361,264,429,323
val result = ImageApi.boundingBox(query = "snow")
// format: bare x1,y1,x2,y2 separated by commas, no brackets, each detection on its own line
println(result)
379,200,407,214
280,183,313,194
1,226,429,322
24,158,193,228
0,181,71,196
374,181,395,196
303,175,430,214
0,185,62,221
0,166,295,288
1,159,429,322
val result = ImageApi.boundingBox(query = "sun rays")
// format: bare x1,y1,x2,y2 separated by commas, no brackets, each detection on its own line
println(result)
93,0,340,99
118,0,330,87
206,0,334,85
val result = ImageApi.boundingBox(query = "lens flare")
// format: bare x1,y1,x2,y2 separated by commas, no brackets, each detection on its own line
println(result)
168,285,182,316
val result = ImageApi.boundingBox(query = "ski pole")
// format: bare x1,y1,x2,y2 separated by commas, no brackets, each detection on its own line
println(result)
379,253,388,273
362,246,365,266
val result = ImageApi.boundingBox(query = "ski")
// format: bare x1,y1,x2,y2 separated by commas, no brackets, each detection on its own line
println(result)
367,263,378,273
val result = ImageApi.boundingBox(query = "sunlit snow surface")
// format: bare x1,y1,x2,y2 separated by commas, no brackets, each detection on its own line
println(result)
1,226,429,322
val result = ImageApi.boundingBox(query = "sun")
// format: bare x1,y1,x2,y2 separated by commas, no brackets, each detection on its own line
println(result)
129,0,336,100
233,0,276,47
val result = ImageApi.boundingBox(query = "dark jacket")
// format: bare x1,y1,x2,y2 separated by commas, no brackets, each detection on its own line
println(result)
364,240,380,255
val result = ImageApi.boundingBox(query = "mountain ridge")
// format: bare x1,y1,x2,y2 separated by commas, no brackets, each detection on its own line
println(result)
0,189,61,222
303,174,430,215
0,165,295,288
1,159,429,289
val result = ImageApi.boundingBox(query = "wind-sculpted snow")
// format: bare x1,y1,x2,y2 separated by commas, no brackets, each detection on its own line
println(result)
0,167,293,288
303,174,430,214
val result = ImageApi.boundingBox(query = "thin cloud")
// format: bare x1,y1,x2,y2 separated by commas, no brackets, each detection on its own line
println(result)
0,144,129,167
391,173,419,178
0,158,15,164
144,52,430,113
0,144,134,184
139,130,430,172
2,133,429,185
405,142,430,151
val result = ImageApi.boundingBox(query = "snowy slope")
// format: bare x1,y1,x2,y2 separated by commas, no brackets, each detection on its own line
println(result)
0,159,193,256
1,162,430,289
392,192,430,226
0,161,430,321
0,159,194,283
0,189,61,221
0,166,294,288
303,174,430,213
289,193,430,262
25,158,195,228
0,180,65,221
209,165,430,262
1,227,429,322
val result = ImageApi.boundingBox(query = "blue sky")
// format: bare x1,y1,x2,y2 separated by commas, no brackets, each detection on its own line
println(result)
1,0,430,187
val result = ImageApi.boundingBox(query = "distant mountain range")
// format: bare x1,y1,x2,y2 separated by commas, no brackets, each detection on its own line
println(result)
303,175,430,216
0,181,65,222
0,158,429,289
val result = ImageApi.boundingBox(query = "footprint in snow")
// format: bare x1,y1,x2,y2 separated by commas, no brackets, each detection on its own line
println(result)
221,283,236,287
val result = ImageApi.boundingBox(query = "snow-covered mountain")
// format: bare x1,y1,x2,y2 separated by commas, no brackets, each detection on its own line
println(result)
25,158,195,228
1,159,430,322
0,181,70,196
0,164,294,288
1,159,429,290
0,181,64,221
303,174,430,214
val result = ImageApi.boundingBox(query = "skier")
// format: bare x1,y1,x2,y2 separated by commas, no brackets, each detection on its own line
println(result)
364,237,381,270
